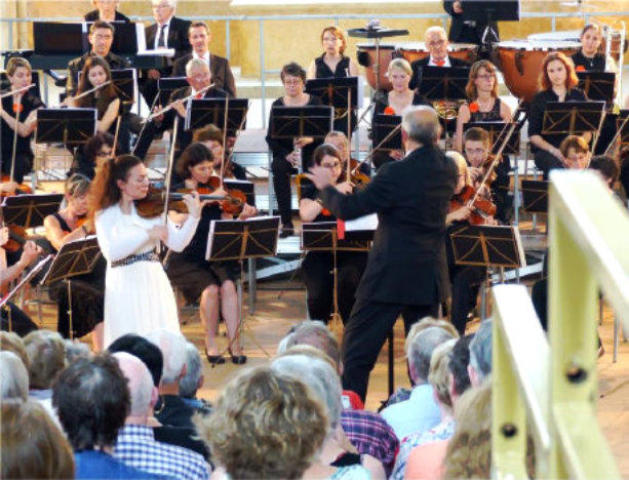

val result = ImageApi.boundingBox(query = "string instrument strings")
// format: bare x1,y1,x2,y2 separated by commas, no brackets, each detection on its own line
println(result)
143,83,215,123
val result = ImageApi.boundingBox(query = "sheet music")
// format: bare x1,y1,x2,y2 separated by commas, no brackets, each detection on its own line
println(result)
513,227,527,269
136,23,146,51
344,213,378,231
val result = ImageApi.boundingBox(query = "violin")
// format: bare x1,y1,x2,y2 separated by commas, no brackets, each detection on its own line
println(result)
347,158,371,189
449,185,497,226
2,223,28,253
196,181,247,216
0,175,33,196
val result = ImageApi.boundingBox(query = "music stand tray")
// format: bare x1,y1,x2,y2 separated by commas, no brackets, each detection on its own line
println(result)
542,101,606,136
301,222,371,252
347,28,409,39
2,194,64,228
305,76,361,117
33,22,86,55
577,71,615,104
77,68,136,104
36,108,97,146
269,106,334,140
373,114,402,151
464,121,521,155
158,77,188,106
417,66,470,101
186,98,249,135
521,180,549,214
618,110,629,146
205,216,280,262
41,236,103,286
449,224,526,269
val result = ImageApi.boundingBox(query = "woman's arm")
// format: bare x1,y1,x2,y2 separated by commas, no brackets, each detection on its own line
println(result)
95,208,151,262
43,215,86,252
454,103,471,152
349,59,360,77
500,99,513,122
0,106,38,138
306,60,317,80
97,98,120,133
165,212,200,252
299,198,324,222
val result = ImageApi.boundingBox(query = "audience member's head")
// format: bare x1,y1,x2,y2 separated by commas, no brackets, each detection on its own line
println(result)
63,339,92,364
449,335,472,397
468,321,493,386
280,320,341,371
145,329,187,387
407,323,457,385
1,399,75,480
179,342,204,399
272,351,341,432
405,317,459,356
108,333,163,386
112,351,158,421
428,339,458,409
196,366,327,479
0,330,30,369
0,351,29,400
52,354,130,451
23,330,66,390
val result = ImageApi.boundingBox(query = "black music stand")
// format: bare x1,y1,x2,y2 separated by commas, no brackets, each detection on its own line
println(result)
577,71,615,104
2,194,63,228
33,22,86,55
521,179,549,215
305,77,360,134
36,108,97,146
158,77,188,106
41,236,102,339
84,21,140,55
373,114,402,151
417,66,470,102
186,98,249,136
464,121,521,155
542,101,606,136
618,110,629,147
462,0,520,44
205,216,280,357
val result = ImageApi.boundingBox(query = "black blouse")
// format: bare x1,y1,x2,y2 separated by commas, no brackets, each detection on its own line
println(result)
84,9,131,22
372,91,427,122
528,88,588,150
468,97,503,122
1,92,44,158
571,51,606,72
314,54,351,78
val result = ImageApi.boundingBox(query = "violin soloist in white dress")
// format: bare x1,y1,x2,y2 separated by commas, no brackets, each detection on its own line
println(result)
95,203,200,347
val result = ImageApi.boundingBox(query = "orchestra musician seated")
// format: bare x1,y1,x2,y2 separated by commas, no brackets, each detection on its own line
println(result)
173,21,236,98
409,26,469,91
193,124,247,180
266,62,323,237
558,135,591,170
324,130,370,178
84,0,130,22
454,60,512,152
166,142,257,365
529,52,590,180
299,144,367,325
462,127,511,223
0,57,44,185
571,23,615,73
68,132,115,180
445,151,496,335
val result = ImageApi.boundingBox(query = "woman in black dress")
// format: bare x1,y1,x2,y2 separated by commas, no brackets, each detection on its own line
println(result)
0,57,44,184
571,23,607,72
298,144,367,324
84,0,130,22
266,62,322,237
43,174,106,350
307,26,360,136
166,143,257,365
529,52,590,180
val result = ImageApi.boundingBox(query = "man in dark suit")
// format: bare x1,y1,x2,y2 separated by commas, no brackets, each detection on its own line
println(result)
443,0,498,45
409,26,469,91
141,0,191,106
172,21,236,98
66,21,129,96
306,106,458,401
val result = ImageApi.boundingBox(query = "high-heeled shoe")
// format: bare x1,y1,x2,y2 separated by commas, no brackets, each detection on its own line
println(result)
205,349,225,365
228,348,247,365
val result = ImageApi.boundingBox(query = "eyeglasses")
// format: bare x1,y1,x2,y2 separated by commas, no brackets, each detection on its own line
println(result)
465,148,487,156
93,34,113,40
321,162,341,169
96,149,113,157
475,74,494,80
283,79,303,86
427,40,446,47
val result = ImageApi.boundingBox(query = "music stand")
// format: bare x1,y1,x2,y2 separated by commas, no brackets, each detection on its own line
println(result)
41,236,102,339
84,21,140,55
2,194,63,228
36,108,97,146
464,121,521,155
521,179,549,214
78,69,136,104
205,216,280,358
305,76,360,134
186,98,249,136
618,110,629,147
417,66,470,102
462,0,520,44
372,114,402,151
577,71,616,104
33,22,86,55
224,179,255,207
158,77,188,106
541,101,606,136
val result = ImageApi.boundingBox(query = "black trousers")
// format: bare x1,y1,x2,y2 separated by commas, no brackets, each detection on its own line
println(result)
271,156,297,227
341,297,440,401
450,265,484,334
302,251,367,324
534,149,564,180
1,302,38,336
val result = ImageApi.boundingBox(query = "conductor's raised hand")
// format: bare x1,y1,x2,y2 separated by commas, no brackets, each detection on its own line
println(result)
305,165,334,190
182,190,203,218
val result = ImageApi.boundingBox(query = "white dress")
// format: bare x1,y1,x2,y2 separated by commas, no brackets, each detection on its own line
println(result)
95,203,200,347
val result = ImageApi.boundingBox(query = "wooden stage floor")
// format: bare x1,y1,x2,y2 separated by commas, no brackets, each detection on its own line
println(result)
31,281,629,475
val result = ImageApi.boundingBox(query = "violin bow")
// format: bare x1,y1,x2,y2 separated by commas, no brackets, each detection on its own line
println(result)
351,122,403,175
346,87,353,181
219,96,230,189
162,116,179,225
8,93,23,186
603,112,629,159
222,111,248,183
111,115,122,158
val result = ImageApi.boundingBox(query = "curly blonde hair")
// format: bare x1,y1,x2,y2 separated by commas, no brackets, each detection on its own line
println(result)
195,366,327,479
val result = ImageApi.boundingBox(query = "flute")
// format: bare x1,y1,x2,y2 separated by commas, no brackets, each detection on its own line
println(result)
0,83,35,100
68,80,112,103
143,83,215,123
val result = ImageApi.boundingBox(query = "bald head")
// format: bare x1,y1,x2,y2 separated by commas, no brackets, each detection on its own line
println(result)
402,106,440,148
112,352,155,418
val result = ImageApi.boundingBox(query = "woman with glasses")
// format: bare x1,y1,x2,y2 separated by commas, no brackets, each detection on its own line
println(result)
43,174,106,350
266,62,322,237
454,60,512,152
70,132,115,179
298,144,367,325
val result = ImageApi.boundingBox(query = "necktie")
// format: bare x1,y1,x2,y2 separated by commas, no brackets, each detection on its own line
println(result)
435,59,445,67
157,24,166,48
195,92,203,99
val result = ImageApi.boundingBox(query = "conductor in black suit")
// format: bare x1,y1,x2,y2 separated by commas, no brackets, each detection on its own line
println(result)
306,106,458,401
408,26,469,91
443,0,498,45
172,22,236,98
141,0,191,106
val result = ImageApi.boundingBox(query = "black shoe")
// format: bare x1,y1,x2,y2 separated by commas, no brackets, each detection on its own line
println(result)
279,226,294,238
228,348,247,365
205,350,225,365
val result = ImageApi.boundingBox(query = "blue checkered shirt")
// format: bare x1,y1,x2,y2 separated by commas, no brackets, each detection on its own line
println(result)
114,424,210,480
